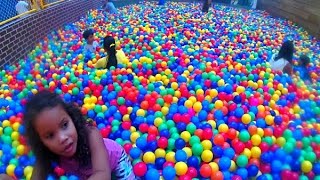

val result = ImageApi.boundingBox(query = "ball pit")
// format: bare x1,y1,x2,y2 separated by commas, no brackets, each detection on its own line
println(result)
0,1,320,179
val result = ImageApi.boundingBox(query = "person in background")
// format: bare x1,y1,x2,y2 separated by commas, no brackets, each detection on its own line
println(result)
83,29,99,54
269,40,294,75
103,0,118,14
202,0,212,13
15,0,29,15
95,36,129,69
294,55,311,82
0,174,13,180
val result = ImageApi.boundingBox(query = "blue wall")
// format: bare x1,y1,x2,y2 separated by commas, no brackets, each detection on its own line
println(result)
0,0,18,22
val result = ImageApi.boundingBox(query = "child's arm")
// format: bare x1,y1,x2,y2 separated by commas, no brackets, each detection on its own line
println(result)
283,63,293,75
87,127,111,180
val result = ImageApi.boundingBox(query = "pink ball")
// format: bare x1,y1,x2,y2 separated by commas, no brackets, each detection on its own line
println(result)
133,162,147,177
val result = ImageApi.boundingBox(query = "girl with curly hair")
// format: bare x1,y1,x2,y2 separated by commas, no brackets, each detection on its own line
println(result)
24,90,134,180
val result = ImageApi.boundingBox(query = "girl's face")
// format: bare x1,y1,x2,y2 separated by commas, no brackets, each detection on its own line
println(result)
34,105,78,158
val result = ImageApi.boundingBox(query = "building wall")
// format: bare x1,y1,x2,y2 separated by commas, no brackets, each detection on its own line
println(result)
0,0,102,68
258,0,320,38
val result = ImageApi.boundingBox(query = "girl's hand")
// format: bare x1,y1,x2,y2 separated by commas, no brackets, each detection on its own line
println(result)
87,127,111,180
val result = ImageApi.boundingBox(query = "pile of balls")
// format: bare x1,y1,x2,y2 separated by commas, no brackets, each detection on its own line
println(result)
0,2,319,180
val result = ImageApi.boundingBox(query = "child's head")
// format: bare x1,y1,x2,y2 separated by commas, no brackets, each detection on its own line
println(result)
277,40,294,63
24,90,91,176
83,29,95,44
103,35,116,54
299,55,310,67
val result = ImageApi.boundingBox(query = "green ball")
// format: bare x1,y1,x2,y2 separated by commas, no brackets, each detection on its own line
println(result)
9,159,19,166
166,120,175,128
167,138,175,150
283,142,294,153
148,84,155,91
191,143,203,156
304,151,316,162
157,98,164,106
94,105,102,113
171,133,180,140
189,136,200,146
158,124,168,131
283,130,292,140
302,137,311,149
72,87,79,95
169,127,177,135
299,175,309,180
236,155,248,167
115,138,124,146
155,111,163,118
117,97,125,105
239,130,250,142
186,123,196,134
4,127,13,135
60,176,68,180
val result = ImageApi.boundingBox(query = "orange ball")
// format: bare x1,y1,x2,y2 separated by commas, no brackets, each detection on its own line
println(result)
200,164,212,178
211,171,224,180
213,134,224,146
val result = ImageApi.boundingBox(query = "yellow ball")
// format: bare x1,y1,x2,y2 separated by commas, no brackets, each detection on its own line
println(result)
276,137,286,147
230,160,236,171
11,131,19,140
143,152,156,164
166,152,176,163
136,109,145,116
184,100,193,108
182,147,192,157
130,132,140,143
193,102,202,113
218,79,225,86
214,100,223,109
161,107,169,115
201,140,212,150
209,89,218,98
201,150,213,162
251,147,261,158
154,118,163,127
301,161,312,173
0,127,3,136
209,162,219,172
24,166,33,177
218,124,229,133
189,96,197,103
60,77,67,84
251,134,261,146
2,120,10,127
171,82,178,90
175,162,188,176
265,115,274,125
6,164,15,176
181,131,191,142
236,86,245,93
17,145,25,155
242,148,251,159
155,149,166,158
241,114,251,124
207,120,216,129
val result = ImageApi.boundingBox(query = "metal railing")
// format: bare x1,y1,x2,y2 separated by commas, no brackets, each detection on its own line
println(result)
0,0,65,26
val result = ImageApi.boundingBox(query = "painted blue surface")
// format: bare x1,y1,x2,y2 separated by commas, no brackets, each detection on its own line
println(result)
0,0,18,22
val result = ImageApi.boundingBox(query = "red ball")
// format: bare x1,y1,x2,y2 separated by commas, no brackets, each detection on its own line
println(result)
213,134,224,146
133,162,147,177
203,128,213,140
199,164,211,178
158,137,168,149
54,166,65,177
123,143,132,154
100,128,109,138
179,175,192,180
139,123,149,133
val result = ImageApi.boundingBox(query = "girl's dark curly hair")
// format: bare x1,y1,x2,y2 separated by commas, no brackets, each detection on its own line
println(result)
276,40,294,63
24,90,91,178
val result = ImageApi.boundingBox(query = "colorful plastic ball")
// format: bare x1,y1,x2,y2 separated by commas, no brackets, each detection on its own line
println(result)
145,168,160,180
201,150,213,163
301,160,313,173
219,157,231,171
163,166,176,180
175,162,188,176
175,150,187,162
236,155,248,168
143,152,156,164
6,164,15,176
133,162,147,177
199,164,212,178
129,147,141,159
191,143,203,156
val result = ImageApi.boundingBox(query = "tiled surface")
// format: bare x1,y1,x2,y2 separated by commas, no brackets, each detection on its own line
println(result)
0,0,102,68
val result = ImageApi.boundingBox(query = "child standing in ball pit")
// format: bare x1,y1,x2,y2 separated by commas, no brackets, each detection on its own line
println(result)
24,90,135,180
269,40,294,75
83,29,99,54
94,36,128,69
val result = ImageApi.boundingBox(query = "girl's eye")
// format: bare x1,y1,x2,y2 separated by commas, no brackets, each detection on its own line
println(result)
62,121,68,129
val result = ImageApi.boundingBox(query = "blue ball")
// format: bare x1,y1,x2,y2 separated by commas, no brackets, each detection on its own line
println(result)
136,137,147,150
236,168,248,179
175,150,187,162
129,147,141,159
145,169,160,180
14,166,24,178
163,166,176,180
223,148,235,159
187,156,200,168
247,165,259,177
69,175,80,180
175,138,186,150
271,160,282,173
155,158,166,170
218,156,231,171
